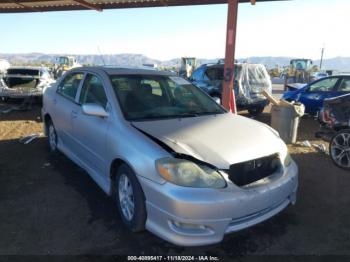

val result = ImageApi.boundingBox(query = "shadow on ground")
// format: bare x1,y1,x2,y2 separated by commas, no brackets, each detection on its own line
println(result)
0,136,295,255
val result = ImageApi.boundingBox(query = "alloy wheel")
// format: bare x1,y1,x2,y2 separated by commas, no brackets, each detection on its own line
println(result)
330,131,350,168
118,174,135,221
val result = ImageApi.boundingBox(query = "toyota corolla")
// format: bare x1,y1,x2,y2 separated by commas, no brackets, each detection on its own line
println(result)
42,66,298,246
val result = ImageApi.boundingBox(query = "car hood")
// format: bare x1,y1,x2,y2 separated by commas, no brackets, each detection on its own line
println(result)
286,83,307,91
132,113,284,169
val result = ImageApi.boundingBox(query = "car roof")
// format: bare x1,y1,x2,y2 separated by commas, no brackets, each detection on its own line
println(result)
77,66,176,76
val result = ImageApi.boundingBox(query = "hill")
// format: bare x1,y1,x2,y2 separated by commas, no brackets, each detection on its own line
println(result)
1,53,350,71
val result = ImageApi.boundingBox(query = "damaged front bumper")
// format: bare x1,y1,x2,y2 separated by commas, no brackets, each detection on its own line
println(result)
139,160,298,246
0,86,43,98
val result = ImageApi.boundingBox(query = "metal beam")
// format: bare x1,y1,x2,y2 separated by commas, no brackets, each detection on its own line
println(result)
222,0,239,113
0,0,287,13
11,1,42,12
71,0,103,12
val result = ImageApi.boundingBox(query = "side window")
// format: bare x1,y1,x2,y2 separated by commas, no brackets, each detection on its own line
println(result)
57,72,83,101
141,79,162,96
338,78,350,92
309,78,338,92
206,67,224,81
205,68,216,80
79,74,108,108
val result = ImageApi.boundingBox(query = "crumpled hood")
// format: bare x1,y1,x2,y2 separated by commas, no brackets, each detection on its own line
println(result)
132,113,285,169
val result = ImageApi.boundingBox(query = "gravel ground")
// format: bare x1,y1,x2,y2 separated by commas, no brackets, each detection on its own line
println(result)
0,99,349,256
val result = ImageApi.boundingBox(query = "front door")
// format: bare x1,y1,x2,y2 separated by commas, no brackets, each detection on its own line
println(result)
72,73,110,176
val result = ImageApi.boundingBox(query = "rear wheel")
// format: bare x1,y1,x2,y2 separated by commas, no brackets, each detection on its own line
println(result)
330,129,350,170
114,164,146,232
248,106,264,116
47,120,58,153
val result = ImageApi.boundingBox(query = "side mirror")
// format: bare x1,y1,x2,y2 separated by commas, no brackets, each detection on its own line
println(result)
82,103,109,118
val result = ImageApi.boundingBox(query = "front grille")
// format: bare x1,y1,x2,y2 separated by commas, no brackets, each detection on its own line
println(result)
227,154,281,187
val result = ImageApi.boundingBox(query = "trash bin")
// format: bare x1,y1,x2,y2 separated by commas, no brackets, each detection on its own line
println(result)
270,103,305,144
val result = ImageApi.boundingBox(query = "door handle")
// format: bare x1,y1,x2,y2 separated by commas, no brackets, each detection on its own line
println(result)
71,110,78,119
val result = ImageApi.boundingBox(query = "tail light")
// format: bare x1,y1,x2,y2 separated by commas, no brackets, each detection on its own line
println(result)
322,109,336,127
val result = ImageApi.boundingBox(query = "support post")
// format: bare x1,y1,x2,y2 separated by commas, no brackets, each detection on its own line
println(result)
320,45,325,70
222,0,238,113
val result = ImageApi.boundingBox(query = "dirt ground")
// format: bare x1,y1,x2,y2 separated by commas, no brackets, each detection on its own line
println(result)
0,99,350,256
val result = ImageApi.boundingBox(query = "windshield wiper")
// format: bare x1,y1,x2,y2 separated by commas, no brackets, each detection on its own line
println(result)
130,112,199,121
196,110,224,116
175,112,199,118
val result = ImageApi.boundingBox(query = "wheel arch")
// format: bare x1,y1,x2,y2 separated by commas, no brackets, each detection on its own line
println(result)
109,158,135,195
43,113,52,136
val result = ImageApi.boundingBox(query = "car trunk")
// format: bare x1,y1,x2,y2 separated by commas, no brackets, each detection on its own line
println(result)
5,69,40,91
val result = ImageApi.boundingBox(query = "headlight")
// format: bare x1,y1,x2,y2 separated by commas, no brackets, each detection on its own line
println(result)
156,158,226,188
284,153,293,167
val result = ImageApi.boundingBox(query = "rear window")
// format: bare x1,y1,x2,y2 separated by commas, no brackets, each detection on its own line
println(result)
7,69,40,76
205,66,242,81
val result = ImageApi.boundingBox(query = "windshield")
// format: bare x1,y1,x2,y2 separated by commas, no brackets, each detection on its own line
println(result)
291,60,309,70
110,75,226,121
57,57,70,66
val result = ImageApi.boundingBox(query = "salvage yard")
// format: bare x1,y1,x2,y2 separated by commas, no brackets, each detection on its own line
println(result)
1,96,350,255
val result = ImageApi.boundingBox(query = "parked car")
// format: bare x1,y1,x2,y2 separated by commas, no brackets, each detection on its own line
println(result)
42,66,298,246
316,93,350,169
189,63,272,116
0,66,54,100
282,75,350,115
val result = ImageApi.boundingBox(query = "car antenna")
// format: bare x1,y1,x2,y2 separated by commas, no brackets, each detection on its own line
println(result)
97,46,106,66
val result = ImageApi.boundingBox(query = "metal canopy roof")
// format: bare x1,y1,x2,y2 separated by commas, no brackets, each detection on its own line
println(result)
0,0,283,13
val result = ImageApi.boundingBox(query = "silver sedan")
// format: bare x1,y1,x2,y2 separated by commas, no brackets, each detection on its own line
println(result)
42,67,298,246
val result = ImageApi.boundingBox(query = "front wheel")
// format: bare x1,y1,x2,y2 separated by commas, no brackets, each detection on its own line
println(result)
330,129,350,170
115,164,147,232
248,106,264,116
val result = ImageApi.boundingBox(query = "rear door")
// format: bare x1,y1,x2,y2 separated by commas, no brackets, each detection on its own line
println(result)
71,73,110,176
298,76,341,114
53,72,84,150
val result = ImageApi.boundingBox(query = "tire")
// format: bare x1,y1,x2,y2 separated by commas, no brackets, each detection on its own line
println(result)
248,106,264,116
114,164,147,232
329,129,350,170
47,119,58,154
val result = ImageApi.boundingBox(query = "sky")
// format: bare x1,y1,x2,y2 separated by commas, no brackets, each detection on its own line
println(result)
1,0,350,60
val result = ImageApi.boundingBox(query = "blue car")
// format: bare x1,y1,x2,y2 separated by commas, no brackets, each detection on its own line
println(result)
282,75,350,115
